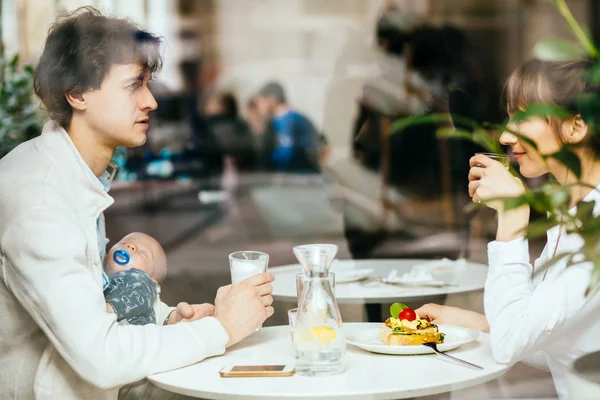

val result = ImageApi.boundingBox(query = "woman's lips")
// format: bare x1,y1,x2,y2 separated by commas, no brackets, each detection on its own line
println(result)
513,152,526,160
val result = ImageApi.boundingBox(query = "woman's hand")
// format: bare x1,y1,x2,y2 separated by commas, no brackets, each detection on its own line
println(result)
415,303,490,333
469,154,530,241
468,154,525,211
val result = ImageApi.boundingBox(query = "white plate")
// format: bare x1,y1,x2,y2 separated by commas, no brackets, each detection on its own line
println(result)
333,269,374,284
383,278,447,286
345,323,479,355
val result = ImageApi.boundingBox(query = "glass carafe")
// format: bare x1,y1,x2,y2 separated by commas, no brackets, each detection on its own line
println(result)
292,244,345,376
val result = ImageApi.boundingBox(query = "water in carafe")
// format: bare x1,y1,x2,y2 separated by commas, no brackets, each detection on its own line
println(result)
292,244,345,376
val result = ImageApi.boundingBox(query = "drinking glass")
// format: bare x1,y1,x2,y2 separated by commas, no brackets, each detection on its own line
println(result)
229,250,269,331
228,250,269,284
475,152,510,168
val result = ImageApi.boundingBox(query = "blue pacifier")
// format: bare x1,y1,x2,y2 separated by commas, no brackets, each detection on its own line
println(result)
113,249,131,265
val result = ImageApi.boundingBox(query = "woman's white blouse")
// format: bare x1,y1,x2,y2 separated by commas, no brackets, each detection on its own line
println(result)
485,187,600,399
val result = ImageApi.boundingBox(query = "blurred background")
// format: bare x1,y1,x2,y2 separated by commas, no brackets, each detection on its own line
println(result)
1,0,598,398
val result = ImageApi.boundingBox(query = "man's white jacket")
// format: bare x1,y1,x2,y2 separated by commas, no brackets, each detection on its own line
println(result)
0,121,228,399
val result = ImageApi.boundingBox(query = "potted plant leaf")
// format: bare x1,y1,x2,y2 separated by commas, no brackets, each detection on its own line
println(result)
0,52,44,158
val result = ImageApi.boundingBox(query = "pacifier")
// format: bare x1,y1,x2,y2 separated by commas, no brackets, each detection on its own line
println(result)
113,249,131,265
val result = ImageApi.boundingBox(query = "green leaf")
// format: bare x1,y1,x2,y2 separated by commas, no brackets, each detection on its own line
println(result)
390,114,452,134
449,114,482,130
545,147,581,179
390,302,409,319
472,128,501,153
533,38,587,61
0,53,44,158
575,200,596,220
553,0,599,59
503,195,530,212
527,184,571,215
511,104,571,123
9,54,19,69
526,218,561,238
586,62,600,84
584,213,600,231
549,186,571,210
436,127,473,141
485,122,539,152
463,202,485,213
576,93,600,133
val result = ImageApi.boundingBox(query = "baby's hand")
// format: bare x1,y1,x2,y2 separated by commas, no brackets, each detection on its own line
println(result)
167,302,215,324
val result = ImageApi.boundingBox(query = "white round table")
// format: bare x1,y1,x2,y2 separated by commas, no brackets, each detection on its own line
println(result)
272,259,488,304
149,324,509,399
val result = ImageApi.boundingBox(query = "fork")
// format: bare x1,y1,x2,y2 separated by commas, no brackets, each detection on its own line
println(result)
422,342,483,370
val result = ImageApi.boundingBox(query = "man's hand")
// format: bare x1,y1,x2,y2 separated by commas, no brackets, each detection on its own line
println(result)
167,302,215,325
214,272,275,347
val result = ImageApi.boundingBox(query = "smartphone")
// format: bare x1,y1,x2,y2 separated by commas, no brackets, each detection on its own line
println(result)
219,364,295,377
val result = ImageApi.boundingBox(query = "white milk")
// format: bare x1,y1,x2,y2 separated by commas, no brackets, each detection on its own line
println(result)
230,259,267,284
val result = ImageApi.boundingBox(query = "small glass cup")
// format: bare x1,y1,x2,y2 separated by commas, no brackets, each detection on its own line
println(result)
475,152,510,168
296,272,335,300
228,250,269,285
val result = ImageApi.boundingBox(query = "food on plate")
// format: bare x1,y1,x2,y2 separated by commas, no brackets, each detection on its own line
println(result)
380,302,445,346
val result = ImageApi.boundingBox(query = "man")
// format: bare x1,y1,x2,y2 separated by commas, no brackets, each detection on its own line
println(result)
0,7,274,399
255,81,321,172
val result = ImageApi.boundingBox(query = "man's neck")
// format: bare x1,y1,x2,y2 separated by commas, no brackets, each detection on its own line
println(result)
66,117,115,177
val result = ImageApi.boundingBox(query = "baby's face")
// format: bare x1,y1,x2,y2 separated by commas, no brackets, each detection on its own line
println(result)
104,232,167,282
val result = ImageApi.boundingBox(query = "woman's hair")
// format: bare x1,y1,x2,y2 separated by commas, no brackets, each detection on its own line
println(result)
34,6,163,128
504,59,600,153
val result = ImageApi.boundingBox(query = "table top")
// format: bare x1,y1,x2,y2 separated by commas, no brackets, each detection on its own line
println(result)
271,259,488,304
149,324,509,400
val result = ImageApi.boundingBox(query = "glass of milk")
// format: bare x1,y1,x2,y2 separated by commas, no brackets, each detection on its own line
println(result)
228,250,269,285
229,250,269,331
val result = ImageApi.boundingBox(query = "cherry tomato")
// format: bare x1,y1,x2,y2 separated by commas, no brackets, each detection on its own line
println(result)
398,308,416,322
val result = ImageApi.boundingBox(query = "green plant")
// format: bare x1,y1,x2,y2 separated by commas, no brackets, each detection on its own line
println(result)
0,53,44,158
392,0,600,293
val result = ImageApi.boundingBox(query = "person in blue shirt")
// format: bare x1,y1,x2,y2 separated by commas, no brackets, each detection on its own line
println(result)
255,82,321,172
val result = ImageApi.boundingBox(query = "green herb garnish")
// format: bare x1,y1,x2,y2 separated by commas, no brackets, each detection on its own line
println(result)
390,302,409,319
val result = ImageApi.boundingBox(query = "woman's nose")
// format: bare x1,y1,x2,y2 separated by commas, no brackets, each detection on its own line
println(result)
499,130,518,146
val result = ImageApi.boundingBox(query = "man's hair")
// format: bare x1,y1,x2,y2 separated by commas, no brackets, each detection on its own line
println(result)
258,81,286,104
34,6,163,128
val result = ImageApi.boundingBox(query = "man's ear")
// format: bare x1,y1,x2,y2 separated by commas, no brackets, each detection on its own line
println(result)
563,115,589,145
65,92,87,111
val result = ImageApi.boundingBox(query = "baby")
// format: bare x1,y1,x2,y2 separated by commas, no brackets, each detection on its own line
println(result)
103,232,168,325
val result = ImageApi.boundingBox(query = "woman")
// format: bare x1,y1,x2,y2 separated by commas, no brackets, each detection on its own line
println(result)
417,59,600,399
